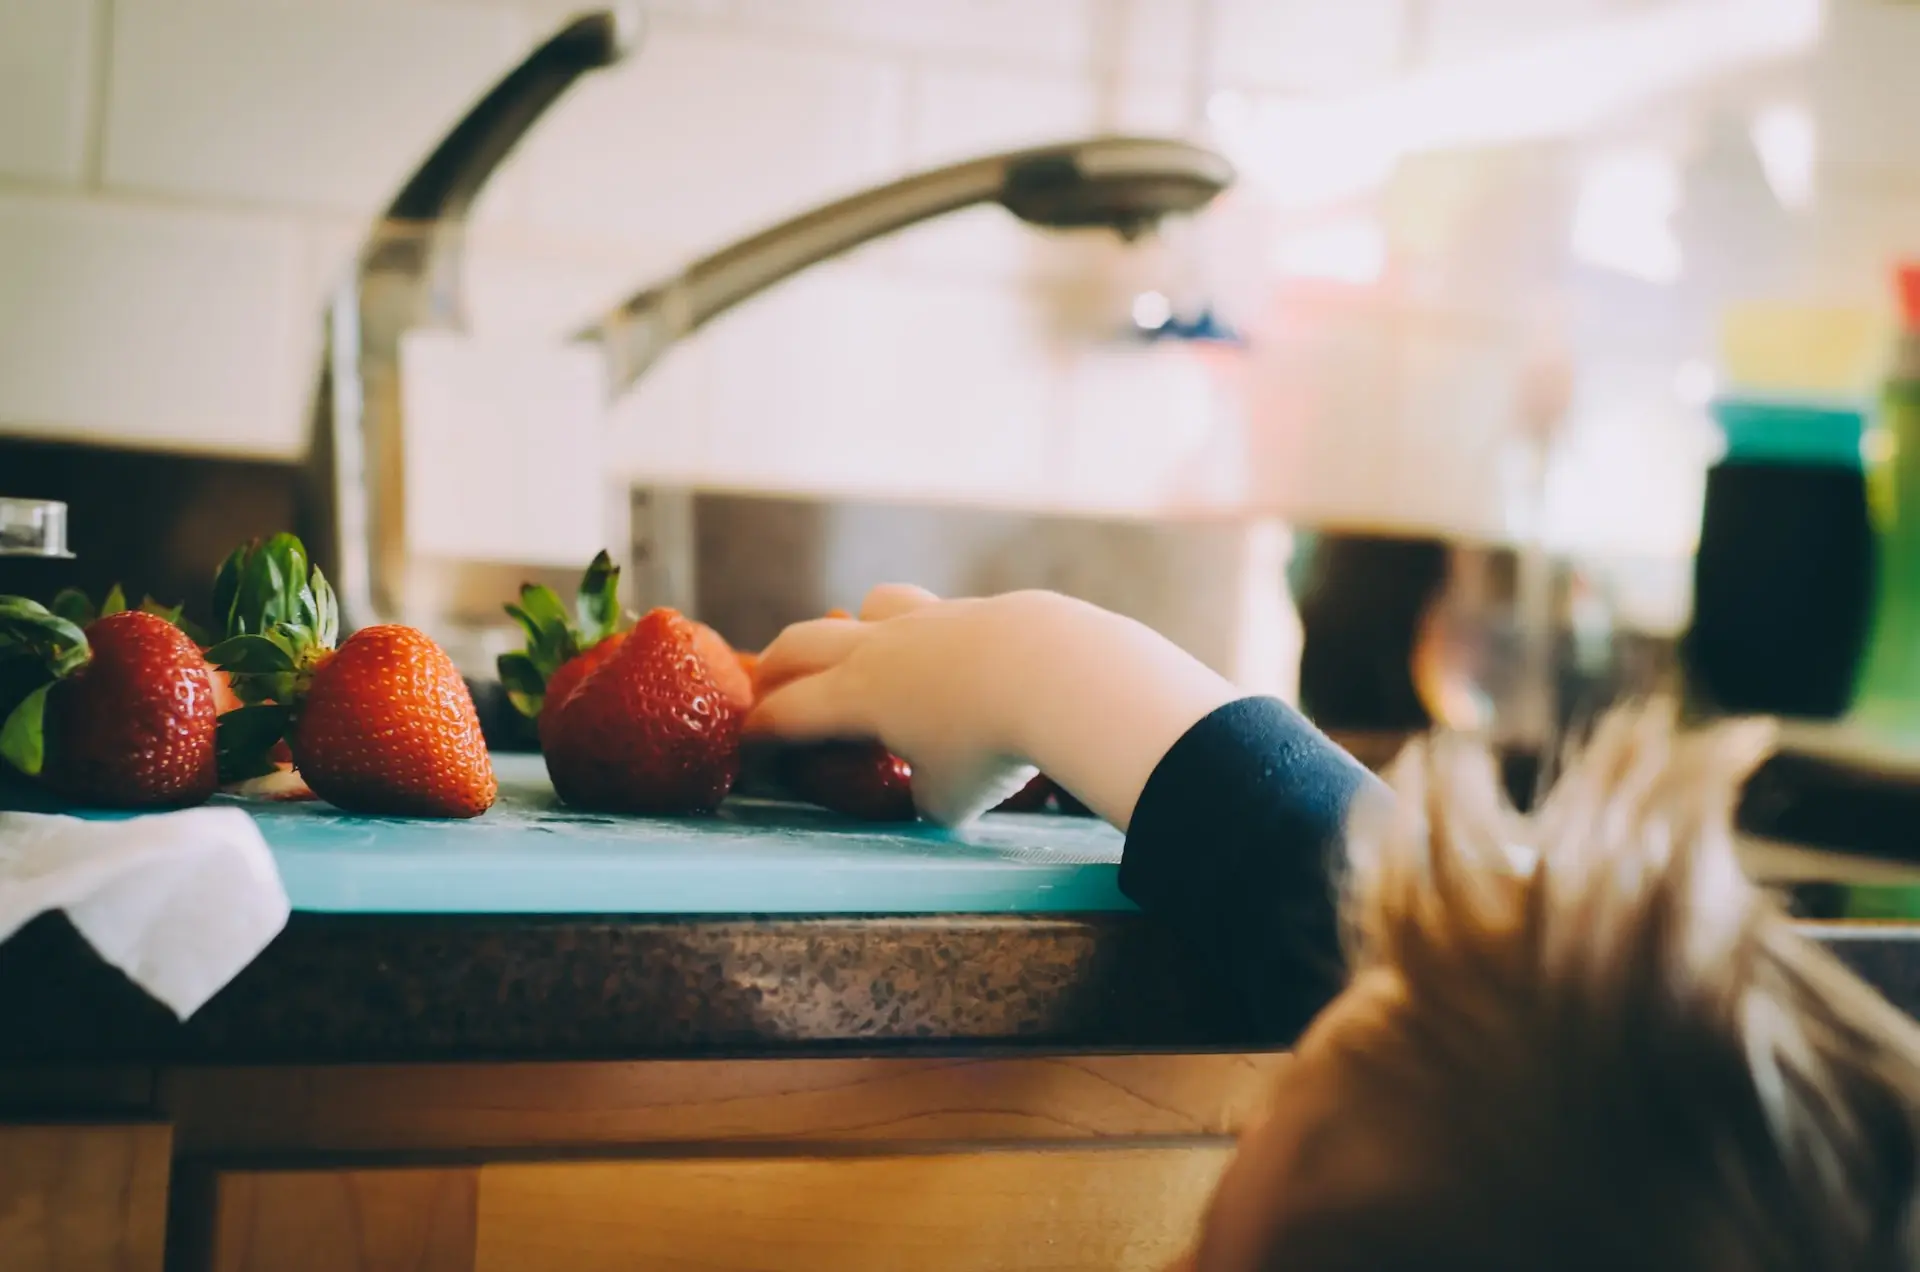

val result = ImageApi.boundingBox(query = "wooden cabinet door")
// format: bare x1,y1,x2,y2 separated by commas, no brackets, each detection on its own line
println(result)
205,1144,1230,1272
207,1168,476,1272
0,1123,171,1272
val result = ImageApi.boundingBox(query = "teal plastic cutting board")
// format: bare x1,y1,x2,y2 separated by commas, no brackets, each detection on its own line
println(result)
6,754,1134,916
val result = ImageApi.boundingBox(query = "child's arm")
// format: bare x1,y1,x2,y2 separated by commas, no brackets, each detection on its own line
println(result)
749,585,1387,1038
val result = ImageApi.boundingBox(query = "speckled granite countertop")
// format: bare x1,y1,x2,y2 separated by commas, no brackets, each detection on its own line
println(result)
5,905,1920,1066
0,908,1244,1065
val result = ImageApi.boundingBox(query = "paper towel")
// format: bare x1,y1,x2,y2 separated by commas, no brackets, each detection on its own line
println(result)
0,807,290,1019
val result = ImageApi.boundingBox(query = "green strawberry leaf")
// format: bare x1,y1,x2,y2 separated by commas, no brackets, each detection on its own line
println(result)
245,532,309,633
0,598,90,678
99,583,127,617
497,651,546,720
575,550,622,645
217,703,291,784
206,634,296,675
49,587,95,626
517,583,570,637
271,623,314,660
505,600,575,678
310,566,339,649
213,543,249,637
215,533,334,669
0,683,50,777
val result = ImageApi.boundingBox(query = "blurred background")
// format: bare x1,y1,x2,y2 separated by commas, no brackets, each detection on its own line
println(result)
0,0,1906,758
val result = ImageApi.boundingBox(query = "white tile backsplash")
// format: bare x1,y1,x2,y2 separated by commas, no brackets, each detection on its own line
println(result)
906,64,1098,168
0,192,308,455
1210,0,1405,93
506,27,909,261
5,0,1918,559
103,0,528,214
1419,0,1615,68
0,0,98,184
728,0,1098,71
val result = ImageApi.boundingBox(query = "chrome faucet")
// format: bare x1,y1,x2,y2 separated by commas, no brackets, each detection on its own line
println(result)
586,136,1233,393
0,498,72,558
303,8,1235,675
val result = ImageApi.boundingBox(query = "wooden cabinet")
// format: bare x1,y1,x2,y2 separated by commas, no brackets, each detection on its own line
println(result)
208,1169,476,1272
3,1054,1280,1272
0,1123,171,1272
205,1147,1228,1272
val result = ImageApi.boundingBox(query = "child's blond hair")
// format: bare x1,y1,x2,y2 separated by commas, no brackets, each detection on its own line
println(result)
1277,703,1920,1271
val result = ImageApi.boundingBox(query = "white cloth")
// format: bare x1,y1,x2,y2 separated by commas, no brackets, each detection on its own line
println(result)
0,807,290,1019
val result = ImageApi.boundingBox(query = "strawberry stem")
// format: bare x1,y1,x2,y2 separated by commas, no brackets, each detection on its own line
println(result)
497,549,628,722
206,532,339,776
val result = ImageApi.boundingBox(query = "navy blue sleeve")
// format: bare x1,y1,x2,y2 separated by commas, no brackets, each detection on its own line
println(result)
1119,696,1388,1041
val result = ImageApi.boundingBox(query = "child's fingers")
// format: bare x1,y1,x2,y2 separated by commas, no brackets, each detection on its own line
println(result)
859,583,939,622
753,618,864,695
743,673,869,742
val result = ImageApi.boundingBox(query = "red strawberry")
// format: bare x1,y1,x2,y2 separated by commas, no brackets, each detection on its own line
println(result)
209,666,245,715
544,608,741,814
210,534,494,818
497,551,629,753
538,630,627,750
0,604,218,809
38,580,288,778
764,607,918,821
291,626,496,818
782,741,916,821
691,621,755,714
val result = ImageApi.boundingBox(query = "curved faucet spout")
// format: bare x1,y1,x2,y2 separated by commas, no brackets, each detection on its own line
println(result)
308,8,641,636
584,137,1234,393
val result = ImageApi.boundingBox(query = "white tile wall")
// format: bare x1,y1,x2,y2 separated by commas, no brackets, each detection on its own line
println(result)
0,0,98,184
0,192,308,453
506,25,909,265
728,0,1098,71
103,0,530,215
688,259,1054,499
1420,0,1615,67
4,0,1920,553
907,64,1098,167
1210,0,1405,93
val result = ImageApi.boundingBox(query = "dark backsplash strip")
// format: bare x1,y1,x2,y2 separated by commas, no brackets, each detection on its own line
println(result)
0,436,301,623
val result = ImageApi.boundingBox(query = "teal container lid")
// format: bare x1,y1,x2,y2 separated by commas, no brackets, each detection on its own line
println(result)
1710,396,1867,468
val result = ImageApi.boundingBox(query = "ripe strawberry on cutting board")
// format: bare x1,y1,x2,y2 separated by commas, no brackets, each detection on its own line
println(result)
761,607,1068,822
497,550,634,750
0,601,219,809
753,606,918,821
208,534,495,818
43,580,253,722
690,621,755,715
780,741,916,822
544,607,742,814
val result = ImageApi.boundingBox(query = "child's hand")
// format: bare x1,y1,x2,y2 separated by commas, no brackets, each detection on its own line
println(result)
747,585,1237,829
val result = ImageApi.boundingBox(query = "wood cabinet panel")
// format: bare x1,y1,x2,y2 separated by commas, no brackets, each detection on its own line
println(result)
164,1054,1285,1154
474,1145,1232,1272
0,1122,171,1272
208,1168,477,1272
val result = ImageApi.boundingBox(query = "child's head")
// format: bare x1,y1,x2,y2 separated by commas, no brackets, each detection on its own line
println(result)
1180,704,1920,1272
